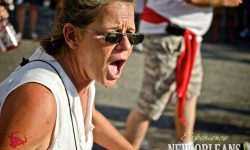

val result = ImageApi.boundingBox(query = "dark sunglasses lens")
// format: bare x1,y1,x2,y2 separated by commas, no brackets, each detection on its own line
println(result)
105,32,123,44
128,34,144,45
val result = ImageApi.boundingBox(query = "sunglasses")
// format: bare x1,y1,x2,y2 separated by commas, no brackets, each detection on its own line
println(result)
104,32,144,45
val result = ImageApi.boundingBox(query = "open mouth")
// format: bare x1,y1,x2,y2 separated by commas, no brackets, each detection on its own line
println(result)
108,59,126,80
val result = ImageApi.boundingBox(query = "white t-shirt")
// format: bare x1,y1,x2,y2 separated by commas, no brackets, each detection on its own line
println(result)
140,0,213,36
0,47,95,150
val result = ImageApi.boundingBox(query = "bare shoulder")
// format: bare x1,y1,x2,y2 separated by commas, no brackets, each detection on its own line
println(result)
0,82,57,149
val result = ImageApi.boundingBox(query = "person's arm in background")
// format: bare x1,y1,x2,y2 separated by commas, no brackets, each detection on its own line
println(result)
93,106,134,150
0,5,9,19
184,0,242,7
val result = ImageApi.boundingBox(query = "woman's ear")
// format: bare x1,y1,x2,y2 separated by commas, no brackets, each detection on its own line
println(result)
63,23,78,49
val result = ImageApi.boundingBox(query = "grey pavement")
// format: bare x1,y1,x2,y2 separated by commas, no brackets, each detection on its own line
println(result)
0,7,250,150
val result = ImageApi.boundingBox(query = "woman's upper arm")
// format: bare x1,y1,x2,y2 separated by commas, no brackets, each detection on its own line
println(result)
0,82,57,150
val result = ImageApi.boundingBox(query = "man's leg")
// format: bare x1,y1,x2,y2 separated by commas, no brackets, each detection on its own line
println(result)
17,4,26,35
125,108,150,150
209,8,224,43
175,44,203,144
125,35,183,149
29,4,38,39
175,96,197,142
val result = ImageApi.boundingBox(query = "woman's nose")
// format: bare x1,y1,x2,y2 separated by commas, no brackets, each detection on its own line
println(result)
117,36,132,51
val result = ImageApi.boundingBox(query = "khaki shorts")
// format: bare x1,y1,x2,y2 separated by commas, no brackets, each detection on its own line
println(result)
137,34,203,120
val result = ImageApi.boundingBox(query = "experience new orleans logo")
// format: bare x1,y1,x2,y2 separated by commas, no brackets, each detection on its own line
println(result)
181,132,229,142
168,144,241,150
167,132,247,150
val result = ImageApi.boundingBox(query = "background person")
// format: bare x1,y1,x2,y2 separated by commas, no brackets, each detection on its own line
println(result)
209,7,238,43
238,0,250,39
133,0,145,52
16,0,43,39
0,5,9,19
0,0,143,149
0,3,21,52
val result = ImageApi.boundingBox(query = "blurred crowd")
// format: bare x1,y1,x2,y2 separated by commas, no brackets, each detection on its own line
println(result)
0,0,64,52
1,0,249,45
209,2,250,43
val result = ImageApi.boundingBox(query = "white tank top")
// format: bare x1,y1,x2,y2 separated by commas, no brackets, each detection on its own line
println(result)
0,47,95,150
140,0,213,36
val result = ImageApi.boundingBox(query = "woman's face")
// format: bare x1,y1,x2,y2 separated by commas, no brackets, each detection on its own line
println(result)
76,2,135,88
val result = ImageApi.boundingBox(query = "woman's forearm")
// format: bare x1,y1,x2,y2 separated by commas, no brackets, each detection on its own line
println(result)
92,110,134,150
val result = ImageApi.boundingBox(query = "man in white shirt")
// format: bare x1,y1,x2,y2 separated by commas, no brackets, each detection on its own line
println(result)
125,0,242,149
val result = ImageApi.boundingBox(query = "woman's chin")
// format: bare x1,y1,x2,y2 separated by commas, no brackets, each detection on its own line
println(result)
102,80,117,88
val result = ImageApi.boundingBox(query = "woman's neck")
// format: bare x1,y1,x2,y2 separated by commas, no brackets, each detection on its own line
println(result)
56,52,92,93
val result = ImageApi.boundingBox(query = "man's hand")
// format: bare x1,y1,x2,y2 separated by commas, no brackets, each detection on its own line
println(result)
223,0,242,7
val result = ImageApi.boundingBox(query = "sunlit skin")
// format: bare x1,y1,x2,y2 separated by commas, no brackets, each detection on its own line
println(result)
60,2,135,93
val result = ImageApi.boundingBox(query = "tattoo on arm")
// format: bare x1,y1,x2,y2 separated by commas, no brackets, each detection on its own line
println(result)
9,131,27,148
